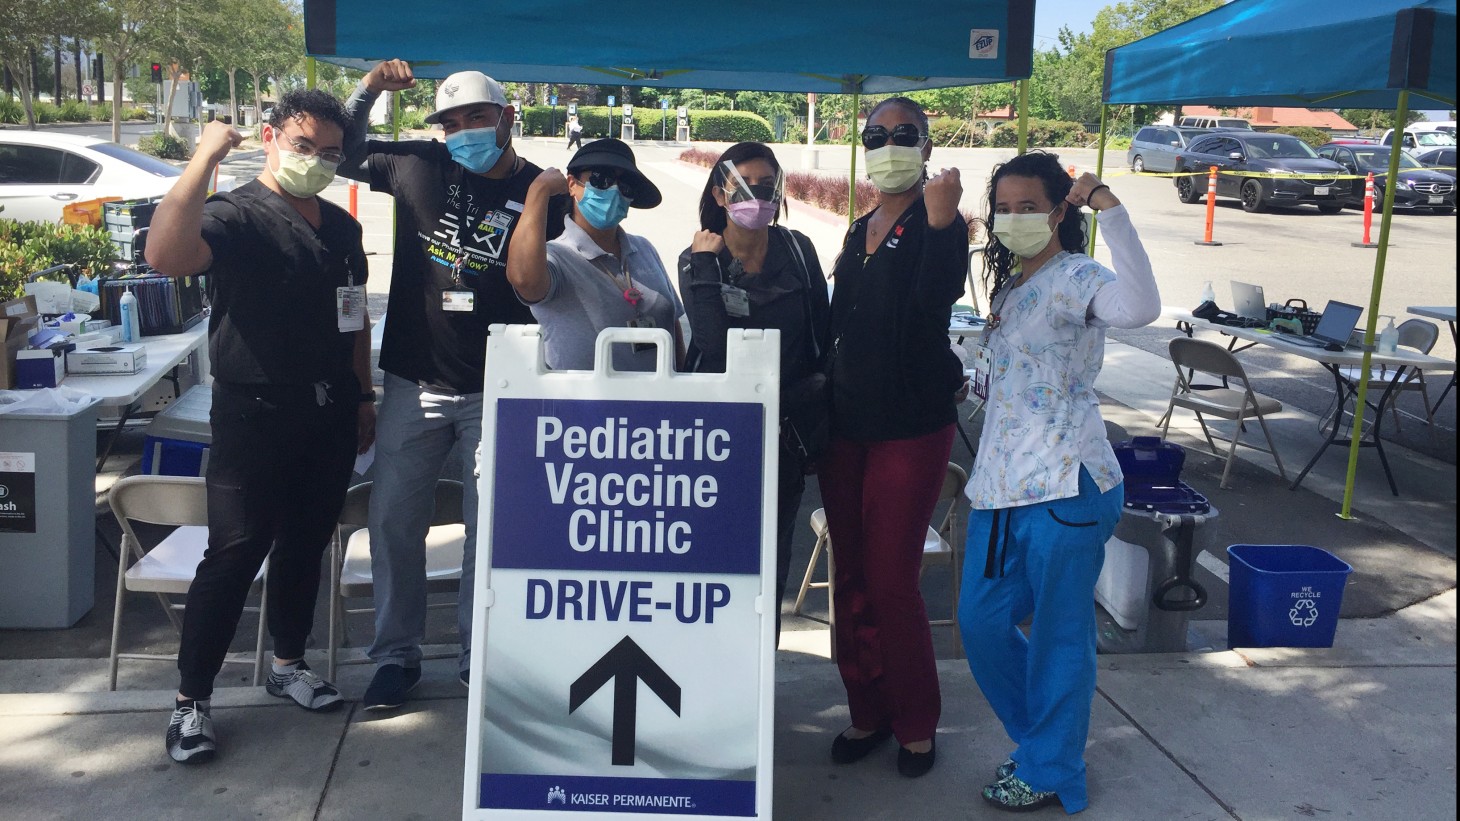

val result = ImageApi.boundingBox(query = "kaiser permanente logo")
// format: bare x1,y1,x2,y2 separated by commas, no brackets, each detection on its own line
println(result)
546,786,696,810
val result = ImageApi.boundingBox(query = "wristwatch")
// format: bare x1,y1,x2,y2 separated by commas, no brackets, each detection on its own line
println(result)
359,390,377,403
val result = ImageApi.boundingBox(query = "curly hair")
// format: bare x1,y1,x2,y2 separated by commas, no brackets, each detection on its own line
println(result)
697,141,784,233
979,150,1087,301
268,88,351,137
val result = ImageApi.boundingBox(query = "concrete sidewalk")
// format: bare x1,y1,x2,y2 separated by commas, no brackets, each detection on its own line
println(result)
0,590,1452,820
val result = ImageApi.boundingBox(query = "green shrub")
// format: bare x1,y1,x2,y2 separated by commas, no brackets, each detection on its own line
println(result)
928,118,987,148
781,121,807,145
989,119,1091,148
57,99,93,122
398,108,427,131
0,219,118,300
0,97,21,124
689,111,772,143
125,106,151,121
33,101,60,124
137,132,191,160
1270,126,1331,149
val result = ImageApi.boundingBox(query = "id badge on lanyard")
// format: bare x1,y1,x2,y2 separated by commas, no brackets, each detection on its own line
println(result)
337,282,366,332
971,343,992,401
443,251,475,312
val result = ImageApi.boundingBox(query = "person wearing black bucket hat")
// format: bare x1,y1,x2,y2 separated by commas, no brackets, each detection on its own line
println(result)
507,138,683,372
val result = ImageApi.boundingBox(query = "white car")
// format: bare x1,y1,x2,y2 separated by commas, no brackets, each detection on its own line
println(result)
0,131,236,224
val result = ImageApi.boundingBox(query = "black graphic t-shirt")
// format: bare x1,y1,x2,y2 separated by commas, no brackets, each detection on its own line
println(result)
365,140,566,393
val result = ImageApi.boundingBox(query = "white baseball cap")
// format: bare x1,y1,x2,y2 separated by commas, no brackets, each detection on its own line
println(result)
425,71,509,124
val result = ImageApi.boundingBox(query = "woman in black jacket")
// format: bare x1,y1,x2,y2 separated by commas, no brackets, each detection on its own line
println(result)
819,97,968,779
677,141,829,640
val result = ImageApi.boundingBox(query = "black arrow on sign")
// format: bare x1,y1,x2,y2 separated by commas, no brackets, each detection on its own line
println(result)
569,636,681,766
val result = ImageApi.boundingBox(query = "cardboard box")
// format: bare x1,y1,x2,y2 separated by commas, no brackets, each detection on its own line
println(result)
0,296,41,389
16,348,65,389
66,344,147,375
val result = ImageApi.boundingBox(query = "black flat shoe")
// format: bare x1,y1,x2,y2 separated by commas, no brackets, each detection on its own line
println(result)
830,727,892,764
897,737,937,778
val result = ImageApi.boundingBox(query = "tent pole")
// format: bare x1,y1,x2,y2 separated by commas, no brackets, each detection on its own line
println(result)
847,90,860,227
1339,90,1408,520
306,57,316,91
1088,104,1108,255
1016,80,1029,155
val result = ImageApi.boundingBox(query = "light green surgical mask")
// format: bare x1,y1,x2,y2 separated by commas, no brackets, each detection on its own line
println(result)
271,148,337,198
992,206,1062,258
864,145,924,193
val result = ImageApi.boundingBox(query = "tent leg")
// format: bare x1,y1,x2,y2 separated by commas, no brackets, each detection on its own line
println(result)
1088,104,1109,255
847,90,860,228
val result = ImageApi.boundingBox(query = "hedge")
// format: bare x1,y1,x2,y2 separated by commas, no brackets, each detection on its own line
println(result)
1270,126,1331,149
1,219,117,300
928,117,987,148
518,106,771,142
989,119,1091,148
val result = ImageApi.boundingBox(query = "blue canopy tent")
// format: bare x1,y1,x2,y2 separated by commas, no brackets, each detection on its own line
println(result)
302,0,1035,217
303,0,1034,93
1099,0,1457,518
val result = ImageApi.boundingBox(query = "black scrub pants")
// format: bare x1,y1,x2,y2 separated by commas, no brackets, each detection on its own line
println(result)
177,380,357,699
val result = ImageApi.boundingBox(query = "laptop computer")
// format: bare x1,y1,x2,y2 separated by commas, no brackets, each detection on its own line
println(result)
1273,300,1363,350
1230,281,1267,321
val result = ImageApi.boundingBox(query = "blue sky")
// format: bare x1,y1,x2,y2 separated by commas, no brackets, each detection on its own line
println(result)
1030,0,1451,121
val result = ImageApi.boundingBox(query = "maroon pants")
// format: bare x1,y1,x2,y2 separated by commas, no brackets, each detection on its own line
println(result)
817,424,955,744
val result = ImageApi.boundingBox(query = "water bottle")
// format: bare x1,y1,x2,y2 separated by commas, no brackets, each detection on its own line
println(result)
119,286,139,343
1377,315,1398,354
1199,280,1215,305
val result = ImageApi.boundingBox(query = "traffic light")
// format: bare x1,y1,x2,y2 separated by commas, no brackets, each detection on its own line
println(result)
150,63,162,83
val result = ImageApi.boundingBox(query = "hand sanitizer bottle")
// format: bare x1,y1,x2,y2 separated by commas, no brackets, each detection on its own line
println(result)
1377,315,1398,354
119,286,139,343
1200,280,1215,304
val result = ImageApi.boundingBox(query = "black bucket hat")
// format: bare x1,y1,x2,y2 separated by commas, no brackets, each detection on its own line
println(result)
565,138,662,208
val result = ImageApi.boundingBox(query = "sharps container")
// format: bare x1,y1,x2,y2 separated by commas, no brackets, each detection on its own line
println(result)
0,389,102,627
1227,544,1353,648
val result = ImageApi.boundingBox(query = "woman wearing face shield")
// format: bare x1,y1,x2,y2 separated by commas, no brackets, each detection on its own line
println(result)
819,97,968,779
960,151,1159,813
507,138,684,371
677,142,830,639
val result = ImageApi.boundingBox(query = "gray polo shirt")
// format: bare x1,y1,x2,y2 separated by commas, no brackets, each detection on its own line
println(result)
533,215,684,371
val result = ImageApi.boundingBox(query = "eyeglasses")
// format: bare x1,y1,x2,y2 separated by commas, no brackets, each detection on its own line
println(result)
581,169,639,200
278,132,345,166
860,124,927,151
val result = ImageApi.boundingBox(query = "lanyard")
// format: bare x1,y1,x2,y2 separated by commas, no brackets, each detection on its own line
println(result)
591,254,643,317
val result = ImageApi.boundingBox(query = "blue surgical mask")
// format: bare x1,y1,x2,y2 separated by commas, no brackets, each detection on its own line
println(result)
577,184,631,230
445,126,503,173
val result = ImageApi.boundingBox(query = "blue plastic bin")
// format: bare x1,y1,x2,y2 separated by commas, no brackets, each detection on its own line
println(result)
1227,544,1353,648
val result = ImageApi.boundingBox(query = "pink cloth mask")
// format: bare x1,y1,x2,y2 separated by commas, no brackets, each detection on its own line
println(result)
726,199,779,230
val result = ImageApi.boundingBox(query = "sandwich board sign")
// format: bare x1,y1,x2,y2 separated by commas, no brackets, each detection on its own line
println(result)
464,325,780,820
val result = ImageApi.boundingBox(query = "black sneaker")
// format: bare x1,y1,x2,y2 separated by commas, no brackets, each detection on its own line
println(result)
362,665,422,710
266,661,343,712
165,699,217,764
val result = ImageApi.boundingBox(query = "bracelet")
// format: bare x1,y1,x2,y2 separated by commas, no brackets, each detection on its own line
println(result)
359,390,377,403
1087,184,1112,209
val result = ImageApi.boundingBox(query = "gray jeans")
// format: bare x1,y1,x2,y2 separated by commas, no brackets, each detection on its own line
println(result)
367,373,482,673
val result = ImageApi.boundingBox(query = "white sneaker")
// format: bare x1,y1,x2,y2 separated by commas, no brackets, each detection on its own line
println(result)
165,699,217,764
266,661,343,712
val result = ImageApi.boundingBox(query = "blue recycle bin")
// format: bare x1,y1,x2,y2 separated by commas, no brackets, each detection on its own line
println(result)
1227,544,1353,648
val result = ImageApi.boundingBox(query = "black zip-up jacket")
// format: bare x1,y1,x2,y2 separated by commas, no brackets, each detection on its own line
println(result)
827,199,968,441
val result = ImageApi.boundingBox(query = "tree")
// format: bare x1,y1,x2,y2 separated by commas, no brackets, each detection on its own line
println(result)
1340,108,1426,131
93,0,172,142
0,0,75,127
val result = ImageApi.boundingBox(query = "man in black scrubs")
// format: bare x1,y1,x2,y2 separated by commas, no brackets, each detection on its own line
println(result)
146,90,374,764
338,60,565,709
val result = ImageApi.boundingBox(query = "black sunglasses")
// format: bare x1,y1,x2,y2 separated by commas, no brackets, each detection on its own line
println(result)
861,124,926,150
582,168,639,200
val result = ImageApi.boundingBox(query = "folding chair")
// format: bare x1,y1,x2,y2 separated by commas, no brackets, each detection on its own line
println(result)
1160,337,1286,489
107,475,268,691
327,480,466,680
1336,319,1439,440
793,462,970,658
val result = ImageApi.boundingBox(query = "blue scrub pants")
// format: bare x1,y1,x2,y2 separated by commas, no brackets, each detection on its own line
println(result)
958,468,1122,814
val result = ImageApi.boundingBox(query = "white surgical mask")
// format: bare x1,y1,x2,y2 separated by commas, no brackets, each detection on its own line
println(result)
992,207,1061,258
864,145,924,193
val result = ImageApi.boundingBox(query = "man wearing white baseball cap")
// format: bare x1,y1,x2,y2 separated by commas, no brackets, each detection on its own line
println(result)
339,60,567,711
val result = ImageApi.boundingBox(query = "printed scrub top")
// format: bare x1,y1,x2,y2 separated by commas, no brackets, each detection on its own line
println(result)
967,251,1124,510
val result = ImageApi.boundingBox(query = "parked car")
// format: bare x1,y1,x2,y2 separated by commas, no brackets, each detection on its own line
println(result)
1127,125,1213,173
1177,115,1251,130
1317,143,1456,214
1413,147,1457,180
0,131,235,224
1379,128,1457,154
1172,131,1350,213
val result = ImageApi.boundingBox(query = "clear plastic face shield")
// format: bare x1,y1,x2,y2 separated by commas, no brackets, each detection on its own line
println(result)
720,159,784,205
